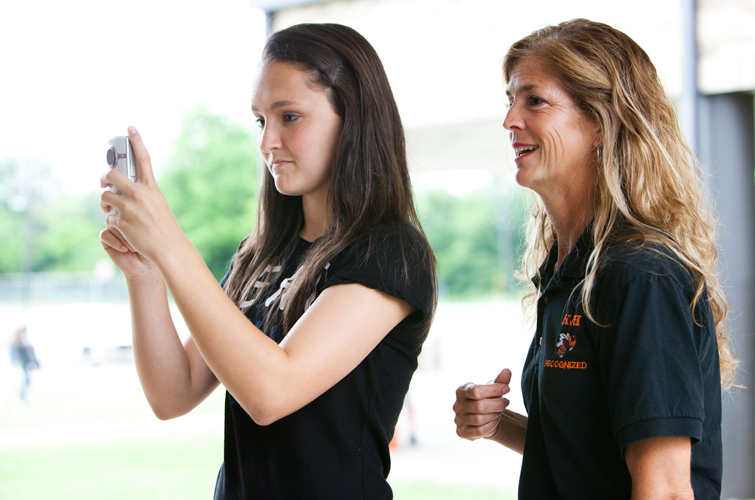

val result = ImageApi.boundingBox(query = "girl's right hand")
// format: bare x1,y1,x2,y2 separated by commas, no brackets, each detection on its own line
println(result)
99,226,156,280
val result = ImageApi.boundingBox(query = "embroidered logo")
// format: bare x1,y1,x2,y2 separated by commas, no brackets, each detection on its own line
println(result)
556,332,576,358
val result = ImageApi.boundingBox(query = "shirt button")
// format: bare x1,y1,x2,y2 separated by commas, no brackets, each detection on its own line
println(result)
543,295,549,305
539,337,542,346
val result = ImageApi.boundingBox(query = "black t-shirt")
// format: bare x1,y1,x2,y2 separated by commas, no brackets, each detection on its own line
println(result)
214,224,434,500
519,228,722,499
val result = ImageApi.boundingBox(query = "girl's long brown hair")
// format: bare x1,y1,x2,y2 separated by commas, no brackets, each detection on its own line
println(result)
504,19,736,387
223,23,436,342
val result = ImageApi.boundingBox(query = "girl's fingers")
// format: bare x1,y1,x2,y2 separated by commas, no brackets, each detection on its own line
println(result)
100,171,112,189
100,226,135,253
100,228,128,252
127,126,155,184
100,190,115,214
108,226,135,251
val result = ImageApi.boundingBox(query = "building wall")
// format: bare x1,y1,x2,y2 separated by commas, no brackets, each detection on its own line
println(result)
268,0,684,173
698,0,755,93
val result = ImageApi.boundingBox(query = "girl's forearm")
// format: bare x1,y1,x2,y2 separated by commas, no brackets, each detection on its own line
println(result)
127,267,216,419
152,238,289,422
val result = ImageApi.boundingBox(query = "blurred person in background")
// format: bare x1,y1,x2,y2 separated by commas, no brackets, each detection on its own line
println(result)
453,19,734,499
10,325,38,402
99,23,436,499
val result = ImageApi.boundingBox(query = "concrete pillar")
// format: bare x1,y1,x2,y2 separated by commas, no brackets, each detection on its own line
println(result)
699,92,755,498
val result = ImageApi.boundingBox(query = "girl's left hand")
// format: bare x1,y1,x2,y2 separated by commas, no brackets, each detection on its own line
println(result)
99,126,185,264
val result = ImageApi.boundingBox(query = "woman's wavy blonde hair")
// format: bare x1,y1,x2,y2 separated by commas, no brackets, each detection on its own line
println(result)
504,18,736,387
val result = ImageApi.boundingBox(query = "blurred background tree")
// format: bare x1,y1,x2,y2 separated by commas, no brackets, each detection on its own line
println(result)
0,108,530,295
0,156,103,274
160,106,259,280
416,183,528,299
0,108,259,280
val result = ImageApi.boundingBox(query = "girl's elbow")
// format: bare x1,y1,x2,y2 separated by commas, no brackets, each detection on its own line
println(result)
246,403,285,426
239,393,290,426
232,378,299,426
151,403,184,421
146,397,190,421
153,409,178,421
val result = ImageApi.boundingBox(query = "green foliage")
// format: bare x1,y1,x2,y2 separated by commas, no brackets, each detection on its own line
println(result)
32,192,107,272
0,156,102,274
416,183,528,299
0,108,258,277
160,106,259,279
0,106,529,302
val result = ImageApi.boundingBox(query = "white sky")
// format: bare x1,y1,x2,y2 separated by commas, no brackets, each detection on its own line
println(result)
0,0,267,195
0,0,696,200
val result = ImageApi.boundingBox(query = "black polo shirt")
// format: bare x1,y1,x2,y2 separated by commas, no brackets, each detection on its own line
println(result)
519,228,722,499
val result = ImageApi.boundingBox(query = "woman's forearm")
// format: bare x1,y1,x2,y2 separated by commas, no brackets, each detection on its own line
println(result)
490,410,528,454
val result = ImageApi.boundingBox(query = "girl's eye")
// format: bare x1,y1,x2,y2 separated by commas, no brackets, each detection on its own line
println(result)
255,117,265,128
283,114,299,122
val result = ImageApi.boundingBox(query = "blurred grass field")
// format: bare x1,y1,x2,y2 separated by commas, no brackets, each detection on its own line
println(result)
1,420,514,500
0,433,514,499
0,367,517,500
0,301,525,499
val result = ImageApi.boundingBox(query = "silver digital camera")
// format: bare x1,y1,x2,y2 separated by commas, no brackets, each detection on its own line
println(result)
106,136,138,195
106,136,138,215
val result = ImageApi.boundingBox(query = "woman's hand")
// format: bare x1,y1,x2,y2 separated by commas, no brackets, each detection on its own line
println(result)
99,126,186,265
453,368,527,454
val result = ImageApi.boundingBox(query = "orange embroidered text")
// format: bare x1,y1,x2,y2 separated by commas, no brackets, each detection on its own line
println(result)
544,359,588,370
561,314,582,326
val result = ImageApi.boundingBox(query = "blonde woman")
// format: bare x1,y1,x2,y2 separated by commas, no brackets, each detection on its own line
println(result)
453,19,734,499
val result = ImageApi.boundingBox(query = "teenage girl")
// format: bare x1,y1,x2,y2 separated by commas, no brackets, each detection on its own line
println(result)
100,23,436,499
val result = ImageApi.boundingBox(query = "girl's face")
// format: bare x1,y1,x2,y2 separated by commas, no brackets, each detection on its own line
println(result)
503,58,598,201
252,61,343,203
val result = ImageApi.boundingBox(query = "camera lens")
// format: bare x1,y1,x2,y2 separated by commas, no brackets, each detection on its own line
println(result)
106,147,117,166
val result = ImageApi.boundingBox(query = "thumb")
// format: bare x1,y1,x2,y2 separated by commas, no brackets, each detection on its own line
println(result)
494,368,512,385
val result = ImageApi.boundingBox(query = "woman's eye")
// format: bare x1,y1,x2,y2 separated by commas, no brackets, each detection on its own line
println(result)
528,96,545,106
283,114,299,122
255,117,265,128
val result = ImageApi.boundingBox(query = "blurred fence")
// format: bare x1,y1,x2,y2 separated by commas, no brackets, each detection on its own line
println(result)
0,272,128,305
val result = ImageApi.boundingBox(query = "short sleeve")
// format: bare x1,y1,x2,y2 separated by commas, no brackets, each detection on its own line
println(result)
593,259,707,453
323,224,435,322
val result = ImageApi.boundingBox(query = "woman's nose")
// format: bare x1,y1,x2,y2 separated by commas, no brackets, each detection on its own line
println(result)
503,104,523,131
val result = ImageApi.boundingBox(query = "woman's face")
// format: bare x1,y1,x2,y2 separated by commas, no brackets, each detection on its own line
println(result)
503,58,598,200
252,61,343,203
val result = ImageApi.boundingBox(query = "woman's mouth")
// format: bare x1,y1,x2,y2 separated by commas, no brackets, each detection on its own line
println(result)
514,144,538,160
